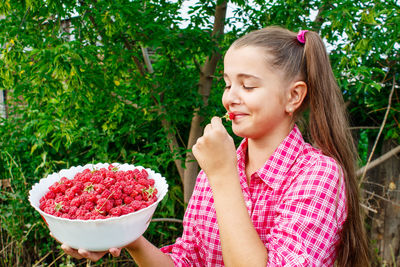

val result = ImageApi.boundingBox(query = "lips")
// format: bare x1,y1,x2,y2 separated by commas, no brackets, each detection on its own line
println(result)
229,112,248,121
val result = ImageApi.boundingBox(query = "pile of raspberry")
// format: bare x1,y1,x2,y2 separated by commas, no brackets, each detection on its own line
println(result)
39,165,158,220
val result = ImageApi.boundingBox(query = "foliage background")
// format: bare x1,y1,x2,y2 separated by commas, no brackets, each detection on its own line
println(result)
0,0,399,266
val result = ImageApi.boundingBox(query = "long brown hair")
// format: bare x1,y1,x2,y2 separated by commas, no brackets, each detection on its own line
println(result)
232,26,370,267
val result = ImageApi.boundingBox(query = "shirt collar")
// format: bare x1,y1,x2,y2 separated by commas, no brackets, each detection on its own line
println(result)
237,125,305,190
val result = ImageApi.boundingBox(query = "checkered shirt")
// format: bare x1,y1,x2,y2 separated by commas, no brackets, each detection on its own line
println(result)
161,125,347,266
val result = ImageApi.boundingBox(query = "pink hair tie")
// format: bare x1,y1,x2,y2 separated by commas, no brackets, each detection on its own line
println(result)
297,30,308,44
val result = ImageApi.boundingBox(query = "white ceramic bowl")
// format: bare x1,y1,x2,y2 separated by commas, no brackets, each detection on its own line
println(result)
28,163,168,251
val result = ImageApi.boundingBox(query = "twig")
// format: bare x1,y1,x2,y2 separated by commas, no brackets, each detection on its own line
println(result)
110,92,138,109
358,76,396,187
48,252,65,267
362,189,400,207
349,126,380,130
151,218,183,224
360,202,378,213
0,240,16,255
32,251,52,267
141,46,154,74
357,145,400,177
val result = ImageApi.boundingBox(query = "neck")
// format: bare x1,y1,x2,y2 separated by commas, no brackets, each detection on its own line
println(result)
245,123,294,180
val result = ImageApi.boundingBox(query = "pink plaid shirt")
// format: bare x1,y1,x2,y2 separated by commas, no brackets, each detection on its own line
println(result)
161,125,347,266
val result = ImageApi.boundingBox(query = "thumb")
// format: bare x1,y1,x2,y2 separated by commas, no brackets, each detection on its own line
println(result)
109,247,121,257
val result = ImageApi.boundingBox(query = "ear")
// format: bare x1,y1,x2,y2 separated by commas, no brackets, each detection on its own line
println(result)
285,81,307,114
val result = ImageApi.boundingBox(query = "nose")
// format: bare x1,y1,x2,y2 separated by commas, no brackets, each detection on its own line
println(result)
223,84,241,106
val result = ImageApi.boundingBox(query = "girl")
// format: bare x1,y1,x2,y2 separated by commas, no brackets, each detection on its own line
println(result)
61,26,370,266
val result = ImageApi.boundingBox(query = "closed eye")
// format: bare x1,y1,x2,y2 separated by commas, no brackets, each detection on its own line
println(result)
243,85,256,90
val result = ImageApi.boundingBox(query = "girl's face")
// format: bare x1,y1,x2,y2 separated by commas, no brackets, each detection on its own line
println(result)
222,45,291,140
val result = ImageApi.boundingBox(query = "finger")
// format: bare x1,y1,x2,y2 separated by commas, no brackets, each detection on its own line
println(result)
203,122,213,135
210,116,222,124
109,247,121,257
78,248,107,262
61,244,84,260
210,116,225,130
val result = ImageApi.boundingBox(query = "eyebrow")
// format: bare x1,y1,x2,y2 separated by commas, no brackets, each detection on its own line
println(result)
223,73,262,80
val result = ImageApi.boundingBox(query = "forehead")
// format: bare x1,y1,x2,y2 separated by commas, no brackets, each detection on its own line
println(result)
223,46,277,79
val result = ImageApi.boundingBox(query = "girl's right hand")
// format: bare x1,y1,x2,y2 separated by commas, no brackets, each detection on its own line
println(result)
60,244,121,262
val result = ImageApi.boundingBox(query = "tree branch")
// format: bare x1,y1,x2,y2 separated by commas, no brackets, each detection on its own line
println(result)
358,75,396,187
151,218,183,224
357,145,400,177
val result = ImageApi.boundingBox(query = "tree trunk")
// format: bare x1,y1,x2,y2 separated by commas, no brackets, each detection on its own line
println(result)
381,140,400,265
183,1,227,204
364,139,400,266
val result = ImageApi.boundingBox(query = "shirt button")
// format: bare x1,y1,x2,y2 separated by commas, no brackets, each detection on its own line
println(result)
298,256,305,264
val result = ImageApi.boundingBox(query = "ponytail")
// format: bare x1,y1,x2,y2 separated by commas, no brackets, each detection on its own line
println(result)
232,26,370,266
303,31,370,267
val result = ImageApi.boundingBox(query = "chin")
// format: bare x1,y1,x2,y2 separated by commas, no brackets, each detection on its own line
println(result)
232,128,248,139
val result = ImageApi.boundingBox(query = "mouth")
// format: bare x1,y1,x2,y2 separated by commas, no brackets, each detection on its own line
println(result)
230,112,247,120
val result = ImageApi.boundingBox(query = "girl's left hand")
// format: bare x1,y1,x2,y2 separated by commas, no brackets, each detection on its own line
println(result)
192,117,237,184
61,244,121,262
51,232,121,262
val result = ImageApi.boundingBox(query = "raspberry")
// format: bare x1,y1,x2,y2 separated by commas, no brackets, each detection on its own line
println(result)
105,171,116,179
70,185,82,195
45,199,55,207
65,188,75,200
123,184,135,195
96,198,113,213
83,201,95,211
61,214,71,219
130,190,139,198
54,195,64,203
130,200,141,211
141,169,148,178
124,196,134,205
148,179,155,186
120,205,131,215
84,182,94,193
60,203,70,213
101,189,113,199
56,183,67,194
68,206,78,216
109,207,122,216
114,199,123,206
102,177,116,187
44,190,56,200
94,183,106,194
223,112,235,121
59,177,69,184
135,184,145,192
70,196,82,207
44,206,55,215
138,178,149,187
111,188,123,200
75,207,87,217
133,169,141,179
90,174,102,184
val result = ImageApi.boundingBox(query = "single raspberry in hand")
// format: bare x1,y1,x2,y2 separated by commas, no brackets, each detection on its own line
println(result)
223,112,235,121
